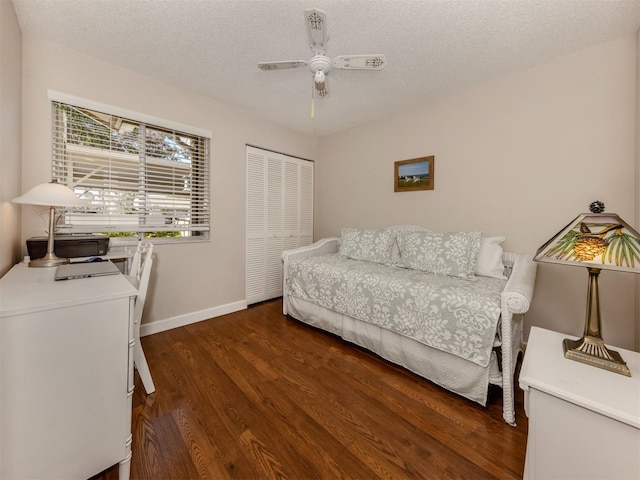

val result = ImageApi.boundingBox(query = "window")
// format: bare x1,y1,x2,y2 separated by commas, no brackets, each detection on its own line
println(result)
51,100,210,242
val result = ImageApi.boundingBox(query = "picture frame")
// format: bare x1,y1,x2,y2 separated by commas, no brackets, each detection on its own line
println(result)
394,156,434,192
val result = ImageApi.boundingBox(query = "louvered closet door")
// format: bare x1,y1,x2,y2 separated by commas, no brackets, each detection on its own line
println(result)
246,150,266,301
246,146,314,305
299,161,314,247
283,159,299,253
266,156,284,300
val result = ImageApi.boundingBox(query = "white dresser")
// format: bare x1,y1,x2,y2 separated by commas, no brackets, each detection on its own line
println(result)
519,327,640,480
0,263,137,479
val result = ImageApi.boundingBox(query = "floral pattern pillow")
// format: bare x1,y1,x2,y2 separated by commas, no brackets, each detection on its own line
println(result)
339,228,396,265
396,231,482,280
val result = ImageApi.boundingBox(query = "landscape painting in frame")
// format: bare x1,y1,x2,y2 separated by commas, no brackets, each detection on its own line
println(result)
394,156,434,192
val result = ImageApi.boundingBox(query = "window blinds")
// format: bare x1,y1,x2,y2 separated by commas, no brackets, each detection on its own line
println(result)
51,101,210,239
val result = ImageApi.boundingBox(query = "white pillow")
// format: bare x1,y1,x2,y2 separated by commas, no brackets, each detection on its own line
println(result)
475,236,507,279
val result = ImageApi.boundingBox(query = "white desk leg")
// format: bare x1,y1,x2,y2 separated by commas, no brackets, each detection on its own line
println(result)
119,435,133,480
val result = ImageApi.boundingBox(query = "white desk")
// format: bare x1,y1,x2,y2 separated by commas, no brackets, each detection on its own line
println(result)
519,327,640,480
0,263,137,479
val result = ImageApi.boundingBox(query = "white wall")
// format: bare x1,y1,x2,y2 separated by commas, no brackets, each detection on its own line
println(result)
21,35,319,328
316,35,639,350
0,0,22,276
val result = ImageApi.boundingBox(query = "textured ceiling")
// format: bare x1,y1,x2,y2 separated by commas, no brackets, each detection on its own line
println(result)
12,0,640,137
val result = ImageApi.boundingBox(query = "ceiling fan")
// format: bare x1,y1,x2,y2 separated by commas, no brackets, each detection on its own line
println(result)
258,8,386,104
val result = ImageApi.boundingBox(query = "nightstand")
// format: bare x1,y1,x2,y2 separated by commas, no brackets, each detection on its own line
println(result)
519,327,640,480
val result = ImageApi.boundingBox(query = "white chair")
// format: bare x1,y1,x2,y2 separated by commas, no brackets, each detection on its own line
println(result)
126,242,156,394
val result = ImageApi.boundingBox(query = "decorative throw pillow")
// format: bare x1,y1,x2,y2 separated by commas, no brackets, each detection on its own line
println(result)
475,236,507,279
387,226,432,264
396,231,482,280
339,228,396,265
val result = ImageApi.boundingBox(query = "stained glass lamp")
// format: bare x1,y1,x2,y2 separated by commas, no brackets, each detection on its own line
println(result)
533,201,640,376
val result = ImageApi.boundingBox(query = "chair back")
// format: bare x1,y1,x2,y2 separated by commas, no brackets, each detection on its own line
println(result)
129,242,153,280
129,242,154,322
127,242,156,393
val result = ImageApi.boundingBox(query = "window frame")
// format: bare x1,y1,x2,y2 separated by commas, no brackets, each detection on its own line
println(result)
49,91,211,246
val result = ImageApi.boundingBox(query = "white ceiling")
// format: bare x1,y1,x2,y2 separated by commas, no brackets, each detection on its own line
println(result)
12,0,640,137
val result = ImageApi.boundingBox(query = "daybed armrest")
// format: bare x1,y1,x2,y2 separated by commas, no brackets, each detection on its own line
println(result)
502,253,537,314
282,237,339,262
281,237,339,315
499,252,537,426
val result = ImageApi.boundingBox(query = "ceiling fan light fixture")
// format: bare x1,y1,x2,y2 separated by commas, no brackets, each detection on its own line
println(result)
314,69,325,86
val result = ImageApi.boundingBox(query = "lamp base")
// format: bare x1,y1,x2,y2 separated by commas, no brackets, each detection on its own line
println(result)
563,337,630,376
28,253,70,268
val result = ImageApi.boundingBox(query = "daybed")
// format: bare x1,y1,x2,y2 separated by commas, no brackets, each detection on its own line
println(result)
282,225,537,425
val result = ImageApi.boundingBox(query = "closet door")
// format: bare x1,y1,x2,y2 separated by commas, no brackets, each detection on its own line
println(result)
246,146,314,305
246,149,267,302
265,155,284,301
299,160,314,247
283,158,300,253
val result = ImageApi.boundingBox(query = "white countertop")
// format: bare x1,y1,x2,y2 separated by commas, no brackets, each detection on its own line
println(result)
519,327,640,428
0,262,137,317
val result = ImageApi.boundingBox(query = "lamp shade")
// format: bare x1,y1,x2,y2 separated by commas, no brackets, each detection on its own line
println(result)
534,212,640,274
12,182,84,208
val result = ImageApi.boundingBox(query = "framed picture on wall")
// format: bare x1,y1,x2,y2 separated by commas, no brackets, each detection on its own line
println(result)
394,156,434,192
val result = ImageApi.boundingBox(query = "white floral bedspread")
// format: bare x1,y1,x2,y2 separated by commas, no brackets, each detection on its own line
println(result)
286,254,507,367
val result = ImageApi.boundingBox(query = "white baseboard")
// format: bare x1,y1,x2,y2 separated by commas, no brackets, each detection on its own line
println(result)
140,300,247,337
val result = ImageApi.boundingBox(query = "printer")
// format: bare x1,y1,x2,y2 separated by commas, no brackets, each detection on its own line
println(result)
27,235,110,260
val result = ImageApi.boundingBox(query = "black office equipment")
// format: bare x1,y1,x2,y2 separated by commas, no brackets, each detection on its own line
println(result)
27,235,109,260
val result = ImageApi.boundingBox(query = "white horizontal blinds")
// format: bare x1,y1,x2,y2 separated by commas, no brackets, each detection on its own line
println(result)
141,125,209,232
51,101,209,237
51,105,140,232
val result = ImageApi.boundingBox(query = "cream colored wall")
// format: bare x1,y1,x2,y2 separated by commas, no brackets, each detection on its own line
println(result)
0,0,22,277
316,35,639,350
21,35,319,327
636,28,640,351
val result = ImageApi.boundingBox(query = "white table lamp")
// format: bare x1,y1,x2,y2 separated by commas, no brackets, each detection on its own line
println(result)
12,181,84,267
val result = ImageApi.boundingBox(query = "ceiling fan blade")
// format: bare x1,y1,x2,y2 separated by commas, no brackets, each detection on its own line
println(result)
258,60,307,71
332,55,386,70
304,8,327,54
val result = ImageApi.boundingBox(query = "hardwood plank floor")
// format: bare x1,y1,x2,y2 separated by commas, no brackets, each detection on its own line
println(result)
92,298,528,480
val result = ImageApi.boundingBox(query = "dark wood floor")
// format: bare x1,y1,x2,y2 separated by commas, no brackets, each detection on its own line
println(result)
93,298,528,480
